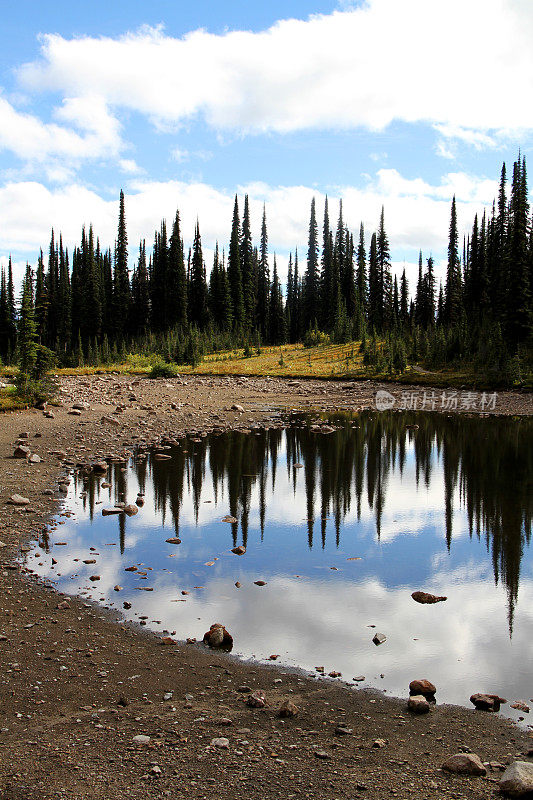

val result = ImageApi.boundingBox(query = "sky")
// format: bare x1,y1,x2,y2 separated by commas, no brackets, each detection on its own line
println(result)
1,0,532,292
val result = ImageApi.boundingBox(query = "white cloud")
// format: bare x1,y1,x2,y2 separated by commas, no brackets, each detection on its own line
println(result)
434,124,498,151
17,0,533,141
0,94,122,177
0,169,497,290
119,158,143,175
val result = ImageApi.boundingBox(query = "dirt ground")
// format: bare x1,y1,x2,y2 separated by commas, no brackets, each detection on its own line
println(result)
0,375,532,800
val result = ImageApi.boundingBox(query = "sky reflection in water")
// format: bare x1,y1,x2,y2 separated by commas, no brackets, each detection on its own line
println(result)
29,411,533,721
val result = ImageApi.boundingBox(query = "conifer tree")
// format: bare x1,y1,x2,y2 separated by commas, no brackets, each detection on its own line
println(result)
256,204,270,340
303,197,319,330
400,269,409,327
167,210,188,328
376,207,392,330
0,268,9,360
291,249,301,343
368,232,379,331
320,196,334,328
131,240,150,334
18,265,37,378
507,156,531,344
269,256,285,345
57,237,71,354
189,220,209,327
113,190,130,337
356,223,368,311
444,196,463,326
241,195,256,328
34,249,48,344
228,195,244,329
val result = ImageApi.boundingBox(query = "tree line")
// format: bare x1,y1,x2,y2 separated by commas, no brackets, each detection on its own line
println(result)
0,155,531,376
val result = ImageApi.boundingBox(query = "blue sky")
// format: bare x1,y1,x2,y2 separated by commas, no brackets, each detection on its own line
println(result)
1,0,532,290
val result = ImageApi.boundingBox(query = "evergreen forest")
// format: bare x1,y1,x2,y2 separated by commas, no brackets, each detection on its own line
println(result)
1,155,532,384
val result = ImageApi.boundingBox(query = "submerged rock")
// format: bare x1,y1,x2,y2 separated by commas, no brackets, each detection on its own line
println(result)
411,591,447,604
231,546,246,555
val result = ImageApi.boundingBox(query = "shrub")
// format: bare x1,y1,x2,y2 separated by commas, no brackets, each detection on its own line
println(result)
149,360,179,379
303,326,330,348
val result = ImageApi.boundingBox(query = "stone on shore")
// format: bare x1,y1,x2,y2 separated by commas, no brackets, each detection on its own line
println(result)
442,753,486,776
408,695,430,714
499,761,533,796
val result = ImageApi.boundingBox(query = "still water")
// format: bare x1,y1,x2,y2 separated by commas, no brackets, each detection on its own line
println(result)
30,411,533,720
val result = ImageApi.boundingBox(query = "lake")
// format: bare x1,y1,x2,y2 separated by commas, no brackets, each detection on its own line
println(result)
29,410,533,722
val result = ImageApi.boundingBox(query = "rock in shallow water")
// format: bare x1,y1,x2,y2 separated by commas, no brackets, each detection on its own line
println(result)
470,692,506,712
409,679,436,697
203,623,233,650
411,591,447,604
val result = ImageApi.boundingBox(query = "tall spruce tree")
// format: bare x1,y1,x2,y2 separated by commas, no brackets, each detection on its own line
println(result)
227,195,244,330
241,195,256,328
303,197,319,330
444,196,463,326
269,256,285,345
113,190,130,337
256,204,270,340
507,156,531,344
356,223,368,311
167,210,188,328
376,207,392,330
189,220,209,327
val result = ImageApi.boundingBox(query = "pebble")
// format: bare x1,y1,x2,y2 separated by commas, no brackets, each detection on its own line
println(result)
8,494,30,506
133,734,151,744
211,737,229,749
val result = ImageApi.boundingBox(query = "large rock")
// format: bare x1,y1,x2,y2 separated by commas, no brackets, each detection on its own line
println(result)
203,623,233,650
409,679,436,697
442,753,486,776
408,695,430,714
470,693,506,712
411,591,447,604
499,761,533,796
372,632,386,645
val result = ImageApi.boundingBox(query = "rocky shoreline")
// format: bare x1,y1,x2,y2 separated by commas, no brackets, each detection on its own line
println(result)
0,374,532,800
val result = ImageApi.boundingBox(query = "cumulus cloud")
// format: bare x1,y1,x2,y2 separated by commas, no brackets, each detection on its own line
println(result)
0,168,497,293
17,0,533,140
0,94,122,176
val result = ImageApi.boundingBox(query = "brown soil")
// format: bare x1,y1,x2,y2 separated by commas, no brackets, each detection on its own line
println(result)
0,375,532,800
